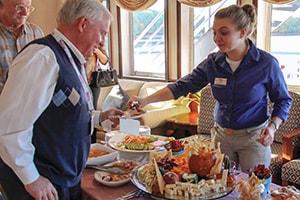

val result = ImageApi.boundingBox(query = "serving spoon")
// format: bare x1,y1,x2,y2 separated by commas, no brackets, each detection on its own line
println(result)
86,164,125,175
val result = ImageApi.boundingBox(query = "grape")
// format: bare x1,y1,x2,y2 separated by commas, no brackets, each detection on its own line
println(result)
157,157,178,171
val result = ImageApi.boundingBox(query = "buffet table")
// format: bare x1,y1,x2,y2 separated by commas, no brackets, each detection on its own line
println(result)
81,168,281,200
81,168,147,200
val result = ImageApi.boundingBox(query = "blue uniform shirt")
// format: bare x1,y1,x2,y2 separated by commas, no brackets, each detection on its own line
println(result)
168,39,292,129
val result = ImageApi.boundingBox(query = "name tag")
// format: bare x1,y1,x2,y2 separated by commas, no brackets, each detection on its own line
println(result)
214,77,227,86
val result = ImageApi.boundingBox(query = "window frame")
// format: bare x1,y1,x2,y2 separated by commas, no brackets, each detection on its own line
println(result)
115,0,171,81
257,0,300,91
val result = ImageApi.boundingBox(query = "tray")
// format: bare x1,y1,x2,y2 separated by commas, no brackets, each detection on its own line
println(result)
130,164,234,200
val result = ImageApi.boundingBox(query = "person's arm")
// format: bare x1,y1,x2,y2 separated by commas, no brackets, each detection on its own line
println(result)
144,87,174,105
268,117,282,131
128,54,212,110
267,58,292,123
128,86,174,109
257,116,282,147
0,44,59,184
257,57,292,147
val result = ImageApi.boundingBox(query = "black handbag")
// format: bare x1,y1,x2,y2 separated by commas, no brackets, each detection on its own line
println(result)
90,48,119,88
90,68,118,88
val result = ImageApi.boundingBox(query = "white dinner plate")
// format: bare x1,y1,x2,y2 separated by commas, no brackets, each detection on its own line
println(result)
121,110,147,119
108,133,169,153
94,160,139,187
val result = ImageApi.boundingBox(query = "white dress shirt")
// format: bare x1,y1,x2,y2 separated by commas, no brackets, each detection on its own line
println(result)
0,29,101,185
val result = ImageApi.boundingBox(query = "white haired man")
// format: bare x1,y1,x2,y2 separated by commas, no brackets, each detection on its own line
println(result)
0,0,123,199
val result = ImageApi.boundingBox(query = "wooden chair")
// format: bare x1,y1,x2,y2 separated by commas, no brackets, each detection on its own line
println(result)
280,125,300,189
270,91,300,185
197,86,215,137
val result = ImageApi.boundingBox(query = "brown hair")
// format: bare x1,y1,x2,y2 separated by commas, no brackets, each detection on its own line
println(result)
214,4,257,37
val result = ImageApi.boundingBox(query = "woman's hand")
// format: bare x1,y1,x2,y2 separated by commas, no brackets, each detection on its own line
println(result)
256,126,275,147
24,176,58,200
127,96,147,110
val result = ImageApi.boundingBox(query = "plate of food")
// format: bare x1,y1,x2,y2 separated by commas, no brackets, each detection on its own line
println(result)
131,164,233,200
94,160,139,187
129,136,235,200
121,109,147,119
270,186,300,200
108,133,172,153
86,143,118,165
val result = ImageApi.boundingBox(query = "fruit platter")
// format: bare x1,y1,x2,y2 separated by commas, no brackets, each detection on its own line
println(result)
130,135,236,200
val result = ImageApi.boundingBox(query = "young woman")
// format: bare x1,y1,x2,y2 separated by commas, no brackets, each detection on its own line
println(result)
128,4,292,172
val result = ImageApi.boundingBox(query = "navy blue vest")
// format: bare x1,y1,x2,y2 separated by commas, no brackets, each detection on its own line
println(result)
28,35,91,187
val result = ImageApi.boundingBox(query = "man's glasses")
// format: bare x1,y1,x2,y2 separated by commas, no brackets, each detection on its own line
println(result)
15,4,35,13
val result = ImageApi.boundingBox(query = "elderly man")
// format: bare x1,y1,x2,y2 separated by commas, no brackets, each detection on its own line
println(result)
0,0,43,94
0,0,123,199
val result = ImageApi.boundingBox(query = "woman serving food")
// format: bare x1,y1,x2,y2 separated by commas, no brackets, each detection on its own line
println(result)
128,4,292,173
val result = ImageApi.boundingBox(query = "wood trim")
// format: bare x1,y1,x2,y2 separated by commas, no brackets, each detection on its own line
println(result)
108,0,122,75
282,127,300,161
177,0,181,79
166,0,178,81
165,0,170,81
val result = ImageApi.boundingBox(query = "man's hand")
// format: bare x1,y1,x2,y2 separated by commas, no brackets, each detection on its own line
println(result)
102,108,124,128
24,176,58,200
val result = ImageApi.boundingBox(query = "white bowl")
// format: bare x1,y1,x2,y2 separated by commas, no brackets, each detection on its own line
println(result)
86,143,118,166
94,160,139,187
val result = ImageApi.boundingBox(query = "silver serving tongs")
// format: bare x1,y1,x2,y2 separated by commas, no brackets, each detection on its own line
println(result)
117,190,145,200
86,165,125,175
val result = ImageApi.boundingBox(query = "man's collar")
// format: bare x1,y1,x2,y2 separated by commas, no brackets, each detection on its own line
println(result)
52,29,86,65
0,21,26,36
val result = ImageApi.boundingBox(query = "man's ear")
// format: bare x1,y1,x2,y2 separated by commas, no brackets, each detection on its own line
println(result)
77,17,89,33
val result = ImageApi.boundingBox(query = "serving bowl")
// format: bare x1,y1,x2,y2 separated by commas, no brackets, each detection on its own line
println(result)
86,143,118,166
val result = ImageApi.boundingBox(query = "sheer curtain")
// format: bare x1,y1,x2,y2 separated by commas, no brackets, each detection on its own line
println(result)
111,0,157,11
262,0,295,4
177,0,295,7
110,0,294,11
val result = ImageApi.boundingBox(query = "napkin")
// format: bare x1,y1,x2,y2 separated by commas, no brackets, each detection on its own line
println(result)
120,118,140,135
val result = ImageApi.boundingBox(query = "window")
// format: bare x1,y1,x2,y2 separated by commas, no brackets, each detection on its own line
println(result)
119,0,237,80
270,0,300,86
120,1,165,79
193,0,236,67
